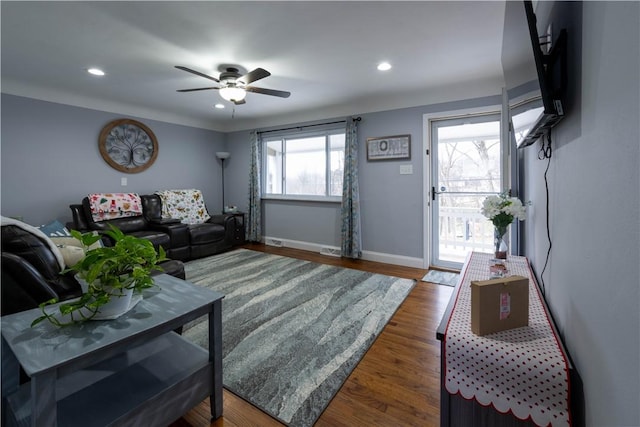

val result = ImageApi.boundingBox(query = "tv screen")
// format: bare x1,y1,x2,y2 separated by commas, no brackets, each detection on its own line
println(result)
502,0,566,148
512,99,545,146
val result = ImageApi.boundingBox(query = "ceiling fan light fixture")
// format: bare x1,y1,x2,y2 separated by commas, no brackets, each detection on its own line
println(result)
219,86,246,102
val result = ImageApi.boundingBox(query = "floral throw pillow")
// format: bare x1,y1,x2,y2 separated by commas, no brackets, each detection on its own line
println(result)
155,189,211,224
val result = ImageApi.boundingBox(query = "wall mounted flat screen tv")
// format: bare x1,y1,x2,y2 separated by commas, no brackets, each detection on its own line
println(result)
502,0,567,148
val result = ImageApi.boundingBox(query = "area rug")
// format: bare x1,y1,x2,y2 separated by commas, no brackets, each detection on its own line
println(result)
421,269,459,287
181,248,415,427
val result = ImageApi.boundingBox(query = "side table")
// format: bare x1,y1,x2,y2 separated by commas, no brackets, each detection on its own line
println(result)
1,274,224,427
225,211,246,245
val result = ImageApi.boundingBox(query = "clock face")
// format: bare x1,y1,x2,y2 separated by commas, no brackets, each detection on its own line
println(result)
99,119,158,173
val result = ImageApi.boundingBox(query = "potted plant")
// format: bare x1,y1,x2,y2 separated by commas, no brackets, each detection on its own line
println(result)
32,225,167,327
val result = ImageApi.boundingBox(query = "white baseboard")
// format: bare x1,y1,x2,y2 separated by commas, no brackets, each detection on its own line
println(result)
261,236,424,269
360,250,424,269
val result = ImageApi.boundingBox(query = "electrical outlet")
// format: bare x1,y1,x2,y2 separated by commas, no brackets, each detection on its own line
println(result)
400,165,413,175
121,177,127,186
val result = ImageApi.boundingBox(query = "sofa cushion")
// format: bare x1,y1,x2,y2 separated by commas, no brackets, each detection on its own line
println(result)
140,194,164,221
49,236,102,251
128,230,171,252
188,223,225,245
57,245,85,268
155,189,211,224
50,235,103,267
38,220,72,237
84,213,149,233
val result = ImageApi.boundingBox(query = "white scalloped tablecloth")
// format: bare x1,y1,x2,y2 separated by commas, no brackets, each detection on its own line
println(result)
444,252,571,426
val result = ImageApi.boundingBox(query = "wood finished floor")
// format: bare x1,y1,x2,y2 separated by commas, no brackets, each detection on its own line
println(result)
169,243,454,427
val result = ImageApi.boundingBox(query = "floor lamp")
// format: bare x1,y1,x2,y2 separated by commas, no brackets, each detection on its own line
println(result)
215,151,230,214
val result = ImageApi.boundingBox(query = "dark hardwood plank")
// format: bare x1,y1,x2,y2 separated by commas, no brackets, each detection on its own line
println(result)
169,243,453,426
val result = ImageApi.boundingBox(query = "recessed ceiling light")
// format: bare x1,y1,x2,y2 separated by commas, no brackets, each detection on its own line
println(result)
377,62,392,71
86,68,105,76
214,103,225,109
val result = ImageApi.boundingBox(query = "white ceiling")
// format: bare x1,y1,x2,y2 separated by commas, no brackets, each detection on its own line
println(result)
1,1,507,132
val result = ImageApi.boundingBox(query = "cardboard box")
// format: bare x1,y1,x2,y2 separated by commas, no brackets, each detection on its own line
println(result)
471,275,529,336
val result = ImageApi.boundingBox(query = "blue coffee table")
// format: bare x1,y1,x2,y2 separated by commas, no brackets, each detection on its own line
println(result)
1,274,224,427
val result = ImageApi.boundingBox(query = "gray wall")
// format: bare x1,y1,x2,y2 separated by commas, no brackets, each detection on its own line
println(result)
1,94,226,226
523,2,639,425
226,95,501,259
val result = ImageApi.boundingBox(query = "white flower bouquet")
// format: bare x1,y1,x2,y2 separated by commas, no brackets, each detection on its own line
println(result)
481,192,527,236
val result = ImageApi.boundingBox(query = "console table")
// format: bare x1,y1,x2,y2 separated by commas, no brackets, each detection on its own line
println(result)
1,274,224,427
437,252,574,427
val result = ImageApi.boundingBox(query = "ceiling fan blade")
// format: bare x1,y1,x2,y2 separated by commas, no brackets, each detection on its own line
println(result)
175,66,219,83
237,68,270,85
176,87,220,92
246,86,291,98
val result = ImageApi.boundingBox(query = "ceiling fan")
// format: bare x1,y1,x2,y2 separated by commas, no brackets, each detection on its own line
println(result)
175,65,291,105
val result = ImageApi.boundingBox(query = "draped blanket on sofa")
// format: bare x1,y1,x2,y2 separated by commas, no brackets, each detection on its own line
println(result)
154,189,211,224
88,193,143,222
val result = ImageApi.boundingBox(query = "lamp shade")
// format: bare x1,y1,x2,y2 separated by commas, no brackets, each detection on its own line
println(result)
216,151,231,160
219,86,246,102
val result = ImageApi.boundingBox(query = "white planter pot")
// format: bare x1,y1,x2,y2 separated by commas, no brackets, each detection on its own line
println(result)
74,275,140,320
96,286,134,319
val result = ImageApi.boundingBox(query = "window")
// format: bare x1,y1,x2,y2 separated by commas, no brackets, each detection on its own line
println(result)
263,127,345,200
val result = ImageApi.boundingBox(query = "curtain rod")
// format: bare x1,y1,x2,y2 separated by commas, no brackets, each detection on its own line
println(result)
257,117,361,135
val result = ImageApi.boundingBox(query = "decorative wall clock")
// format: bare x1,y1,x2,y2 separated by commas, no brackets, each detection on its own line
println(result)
98,119,158,173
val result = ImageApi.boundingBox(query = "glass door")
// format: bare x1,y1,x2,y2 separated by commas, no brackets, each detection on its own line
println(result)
430,113,503,269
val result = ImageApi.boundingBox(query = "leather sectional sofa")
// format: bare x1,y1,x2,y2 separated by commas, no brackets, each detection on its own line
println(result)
69,193,235,262
1,223,185,316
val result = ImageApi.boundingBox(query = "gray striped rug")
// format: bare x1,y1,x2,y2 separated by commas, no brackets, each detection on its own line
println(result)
182,249,415,427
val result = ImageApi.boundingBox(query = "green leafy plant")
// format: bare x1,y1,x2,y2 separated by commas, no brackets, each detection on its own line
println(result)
31,225,167,327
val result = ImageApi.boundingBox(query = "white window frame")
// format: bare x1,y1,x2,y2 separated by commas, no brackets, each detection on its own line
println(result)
261,125,346,203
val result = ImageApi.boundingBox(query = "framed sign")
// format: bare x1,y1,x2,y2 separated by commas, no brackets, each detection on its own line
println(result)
99,119,158,173
366,134,411,161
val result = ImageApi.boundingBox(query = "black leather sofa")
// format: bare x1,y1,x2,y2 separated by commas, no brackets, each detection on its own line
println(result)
140,194,235,260
1,224,185,317
69,194,235,261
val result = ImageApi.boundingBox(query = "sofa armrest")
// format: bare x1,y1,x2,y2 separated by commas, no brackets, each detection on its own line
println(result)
208,215,236,247
209,214,234,226
69,203,91,232
1,253,61,316
148,222,189,249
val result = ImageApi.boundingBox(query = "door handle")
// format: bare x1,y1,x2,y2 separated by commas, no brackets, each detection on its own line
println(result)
431,186,446,201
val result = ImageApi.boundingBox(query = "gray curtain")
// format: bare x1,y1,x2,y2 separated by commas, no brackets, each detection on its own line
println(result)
340,118,362,258
247,131,262,242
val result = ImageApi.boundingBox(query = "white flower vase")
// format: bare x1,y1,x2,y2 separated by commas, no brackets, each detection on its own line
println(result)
494,227,508,259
